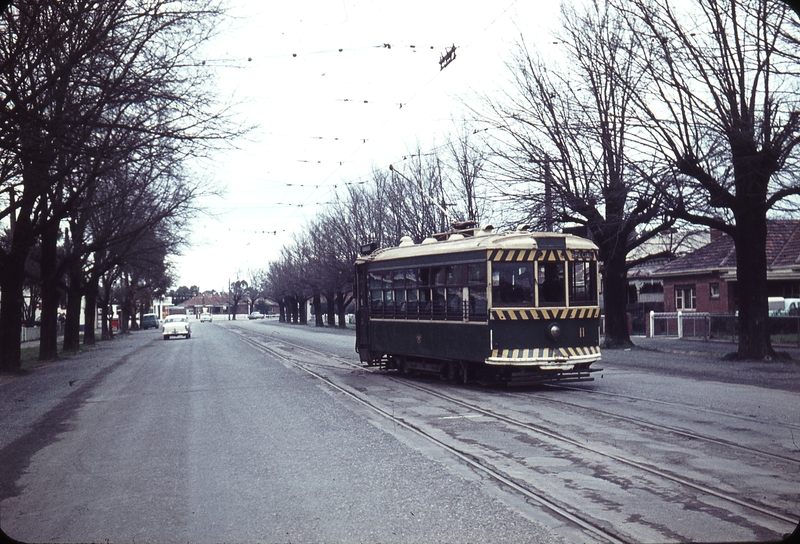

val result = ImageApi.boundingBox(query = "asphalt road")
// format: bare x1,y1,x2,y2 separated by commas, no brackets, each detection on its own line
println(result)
0,321,564,543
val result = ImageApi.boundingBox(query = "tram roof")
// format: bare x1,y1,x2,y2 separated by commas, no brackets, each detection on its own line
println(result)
357,229,597,264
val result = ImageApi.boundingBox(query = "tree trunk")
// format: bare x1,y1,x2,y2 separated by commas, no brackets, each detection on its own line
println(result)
335,291,347,328
63,266,83,351
0,258,27,372
120,299,130,333
313,291,323,327
38,222,60,361
734,212,774,359
100,279,113,339
299,295,307,325
600,241,633,348
326,290,336,326
278,299,286,323
0,200,35,371
83,276,98,345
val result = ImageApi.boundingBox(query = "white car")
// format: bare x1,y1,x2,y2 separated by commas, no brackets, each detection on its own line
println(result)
199,313,212,322
162,315,191,340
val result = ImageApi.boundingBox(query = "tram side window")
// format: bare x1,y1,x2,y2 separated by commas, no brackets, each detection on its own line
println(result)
469,289,488,320
433,266,446,286
445,265,464,320
383,287,395,317
368,270,382,290
432,286,446,319
382,271,395,317
492,262,535,306
569,261,597,304
468,263,486,285
418,268,432,318
538,262,566,306
392,270,406,318
370,289,383,316
467,263,488,321
368,271,383,316
405,268,419,316
446,286,462,319
394,287,407,318
428,267,443,319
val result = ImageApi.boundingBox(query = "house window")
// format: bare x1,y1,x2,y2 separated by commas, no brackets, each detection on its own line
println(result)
710,283,720,299
675,285,696,310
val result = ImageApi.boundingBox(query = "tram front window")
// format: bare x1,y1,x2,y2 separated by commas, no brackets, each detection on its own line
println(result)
538,262,565,306
492,263,534,306
570,261,597,304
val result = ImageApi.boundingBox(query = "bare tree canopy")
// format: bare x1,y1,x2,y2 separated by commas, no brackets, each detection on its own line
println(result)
476,0,678,347
0,0,239,370
617,0,800,358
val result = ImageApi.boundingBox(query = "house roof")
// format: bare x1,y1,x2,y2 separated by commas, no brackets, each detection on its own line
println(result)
652,220,800,278
180,293,279,308
181,293,231,307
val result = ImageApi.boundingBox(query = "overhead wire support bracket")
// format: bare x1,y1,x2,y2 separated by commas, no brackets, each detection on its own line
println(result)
439,44,457,70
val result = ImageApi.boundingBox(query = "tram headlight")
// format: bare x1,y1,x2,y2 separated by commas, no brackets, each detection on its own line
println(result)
548,322,562,340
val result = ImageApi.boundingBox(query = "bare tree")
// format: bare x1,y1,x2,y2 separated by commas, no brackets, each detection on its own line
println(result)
389,145,452,240
228,279,248,320
618,0,800,359
0,0,235,369
479,0,676,347
447,121,489,225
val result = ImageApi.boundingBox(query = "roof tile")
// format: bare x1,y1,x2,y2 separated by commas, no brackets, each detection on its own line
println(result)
654,220,800,275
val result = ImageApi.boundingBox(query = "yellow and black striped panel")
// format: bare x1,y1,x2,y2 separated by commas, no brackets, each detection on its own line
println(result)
490,345,600,360
491,307,601,320
487,248,597,262
536,249,568,262
487,248,538,262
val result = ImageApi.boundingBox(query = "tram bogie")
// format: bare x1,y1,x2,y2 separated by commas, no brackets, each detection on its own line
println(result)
354,226,602,386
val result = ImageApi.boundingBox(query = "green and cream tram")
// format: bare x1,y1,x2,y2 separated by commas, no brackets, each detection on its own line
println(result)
354,225,602,385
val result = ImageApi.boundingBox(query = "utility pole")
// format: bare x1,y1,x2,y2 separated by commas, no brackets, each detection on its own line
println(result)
544,159,553,233
528,155,560,232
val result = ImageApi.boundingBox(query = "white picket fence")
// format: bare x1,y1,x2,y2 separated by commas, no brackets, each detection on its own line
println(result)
648,311,737,340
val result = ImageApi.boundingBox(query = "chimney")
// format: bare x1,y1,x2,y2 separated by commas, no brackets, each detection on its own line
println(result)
710,228,724,242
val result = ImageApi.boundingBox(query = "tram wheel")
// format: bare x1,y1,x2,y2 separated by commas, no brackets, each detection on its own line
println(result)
459,362,470,384
446,361,463,383
396,357,408,375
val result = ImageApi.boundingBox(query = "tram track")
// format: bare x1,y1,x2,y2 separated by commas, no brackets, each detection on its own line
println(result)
232,324,798,538
231,327,626,543
546,382,800,433
388,377,798,526
507,389,800,466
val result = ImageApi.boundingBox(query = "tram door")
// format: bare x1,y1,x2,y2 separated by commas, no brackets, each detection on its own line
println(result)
355,263,370,361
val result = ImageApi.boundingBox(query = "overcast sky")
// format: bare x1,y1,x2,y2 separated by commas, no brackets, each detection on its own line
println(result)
172,0,561,291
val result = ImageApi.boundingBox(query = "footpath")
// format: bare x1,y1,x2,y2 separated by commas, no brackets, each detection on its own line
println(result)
632,335,800,360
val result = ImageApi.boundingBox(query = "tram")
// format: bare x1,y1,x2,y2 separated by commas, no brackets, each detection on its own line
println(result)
354,225,602,385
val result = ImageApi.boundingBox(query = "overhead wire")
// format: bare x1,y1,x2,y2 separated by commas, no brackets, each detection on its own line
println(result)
280,0,521,220
215,1,520,237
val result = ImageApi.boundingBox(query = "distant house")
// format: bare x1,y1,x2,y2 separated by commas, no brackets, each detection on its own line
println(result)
651,220,800,314
181,292,236,317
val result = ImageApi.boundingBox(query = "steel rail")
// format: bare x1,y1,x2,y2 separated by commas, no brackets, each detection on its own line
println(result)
233,325,797,528
235,331,626,544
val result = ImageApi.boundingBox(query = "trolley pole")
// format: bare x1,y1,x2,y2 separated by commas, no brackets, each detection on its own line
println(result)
389,164,456,225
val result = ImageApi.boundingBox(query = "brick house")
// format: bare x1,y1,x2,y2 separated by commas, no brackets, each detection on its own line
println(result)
181,292,240,317
651,220,800,314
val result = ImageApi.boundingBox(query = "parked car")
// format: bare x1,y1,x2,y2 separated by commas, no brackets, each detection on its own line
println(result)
248,312,264,320
162,315,191,340
199,312,212,322
141,313,159,330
